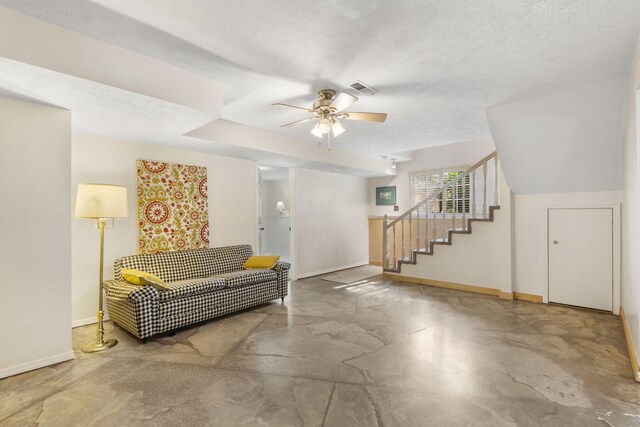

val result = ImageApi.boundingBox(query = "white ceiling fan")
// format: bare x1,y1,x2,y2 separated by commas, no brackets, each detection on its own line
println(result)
273,89,387,138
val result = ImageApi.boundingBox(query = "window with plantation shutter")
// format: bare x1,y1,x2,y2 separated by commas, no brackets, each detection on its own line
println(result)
410,168,470,214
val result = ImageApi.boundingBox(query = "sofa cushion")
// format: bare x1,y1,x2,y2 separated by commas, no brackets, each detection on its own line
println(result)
121,268,170,291
184,248,216,278
148,250,192,282
212,269,277,288
243,255,280,270
212,244,254,275
158,277,227,302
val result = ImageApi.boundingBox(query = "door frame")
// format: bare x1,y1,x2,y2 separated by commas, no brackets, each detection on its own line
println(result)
256,166,263,254
544,203,620,314
255,163,295,279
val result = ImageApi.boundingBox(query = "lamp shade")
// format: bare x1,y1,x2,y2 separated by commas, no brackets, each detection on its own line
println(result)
317,118,331,134
331,119,345,137
276,201,286,211
310,123,323,138
75,184,128,219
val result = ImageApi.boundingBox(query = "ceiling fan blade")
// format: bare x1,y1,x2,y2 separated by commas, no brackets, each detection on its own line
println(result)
343,112,387,123
272,103,314,112
281,116,316,128
329,92,358,112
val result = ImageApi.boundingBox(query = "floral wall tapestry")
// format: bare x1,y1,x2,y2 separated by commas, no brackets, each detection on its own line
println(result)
137,160,209,254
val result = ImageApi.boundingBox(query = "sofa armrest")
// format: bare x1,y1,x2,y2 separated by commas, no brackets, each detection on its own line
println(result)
104,280,159,301
271,261,290,298
272,261,291,272
103,279,159,340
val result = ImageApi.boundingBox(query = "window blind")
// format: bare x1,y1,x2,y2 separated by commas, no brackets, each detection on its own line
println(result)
410,168,470,214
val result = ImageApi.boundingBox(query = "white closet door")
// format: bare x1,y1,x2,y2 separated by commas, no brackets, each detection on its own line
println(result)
548,208,613,311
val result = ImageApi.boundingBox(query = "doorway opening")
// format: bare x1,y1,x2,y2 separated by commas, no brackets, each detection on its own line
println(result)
258,165,290,263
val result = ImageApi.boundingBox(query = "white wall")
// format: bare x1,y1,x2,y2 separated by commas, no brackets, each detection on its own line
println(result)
622,36,640,366
514,191,622,299
292,168,369,278
0,96,73,378
368,138,495,216
72,133,258,325
487,78,626,194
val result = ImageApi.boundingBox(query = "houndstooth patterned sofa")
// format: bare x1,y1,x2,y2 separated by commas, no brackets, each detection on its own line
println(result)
103,245,290,340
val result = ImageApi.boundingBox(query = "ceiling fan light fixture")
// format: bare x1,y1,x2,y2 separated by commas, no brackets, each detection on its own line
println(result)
310,123,323,137
274,88,387,144
331,119,345,137
317,117,332,134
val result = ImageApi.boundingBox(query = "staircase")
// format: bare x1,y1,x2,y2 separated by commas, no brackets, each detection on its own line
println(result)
383,151,500,273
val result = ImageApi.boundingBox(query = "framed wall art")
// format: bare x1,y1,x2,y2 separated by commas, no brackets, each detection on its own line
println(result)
376,186,396,206
137,159,209,254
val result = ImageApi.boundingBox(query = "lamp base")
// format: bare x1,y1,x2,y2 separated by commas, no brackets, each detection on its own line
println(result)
81,338,118,353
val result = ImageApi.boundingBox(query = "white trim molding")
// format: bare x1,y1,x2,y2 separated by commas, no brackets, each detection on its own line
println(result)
295,262,370,280
621,307,640,382
72,309,110,328
72,316,109,328
0,351,75,380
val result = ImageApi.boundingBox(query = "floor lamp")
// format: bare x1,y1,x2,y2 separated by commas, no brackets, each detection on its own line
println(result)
75,183,128,353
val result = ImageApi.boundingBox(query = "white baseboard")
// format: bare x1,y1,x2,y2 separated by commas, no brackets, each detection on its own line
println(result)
0,351,75,379
621,307,640,382
72,314,109,328
296,261,370,279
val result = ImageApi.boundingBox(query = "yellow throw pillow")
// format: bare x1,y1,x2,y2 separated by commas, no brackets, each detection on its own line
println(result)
243,255,280,270
121,268,170,291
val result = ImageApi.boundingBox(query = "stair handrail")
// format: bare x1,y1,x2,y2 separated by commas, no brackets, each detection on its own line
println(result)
386,151,497,228
383,150,498,271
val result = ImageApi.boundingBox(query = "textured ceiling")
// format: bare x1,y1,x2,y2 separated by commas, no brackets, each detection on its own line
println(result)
2,0,640,157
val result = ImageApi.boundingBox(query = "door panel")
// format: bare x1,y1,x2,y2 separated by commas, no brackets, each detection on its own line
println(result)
548,208,612,311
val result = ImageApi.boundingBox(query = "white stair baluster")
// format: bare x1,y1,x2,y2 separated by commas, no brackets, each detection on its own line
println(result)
442,190,446,242
416,207,420,252
401,218,405,261
425,212,428,251
483,162,487,219
383,215,388,269
409,211,413,260
453,184,457,231
392,224,397,269
494,156,499,206
432,206,436,248
462,173,467,230
472,169,476,219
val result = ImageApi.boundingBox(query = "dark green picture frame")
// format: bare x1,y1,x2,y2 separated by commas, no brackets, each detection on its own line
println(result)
376,186,396,205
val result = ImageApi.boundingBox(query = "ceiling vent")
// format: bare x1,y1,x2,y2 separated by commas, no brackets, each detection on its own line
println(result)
350,80,379,96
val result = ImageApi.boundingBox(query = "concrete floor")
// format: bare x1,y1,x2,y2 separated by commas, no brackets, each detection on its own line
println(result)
1,275,639,426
